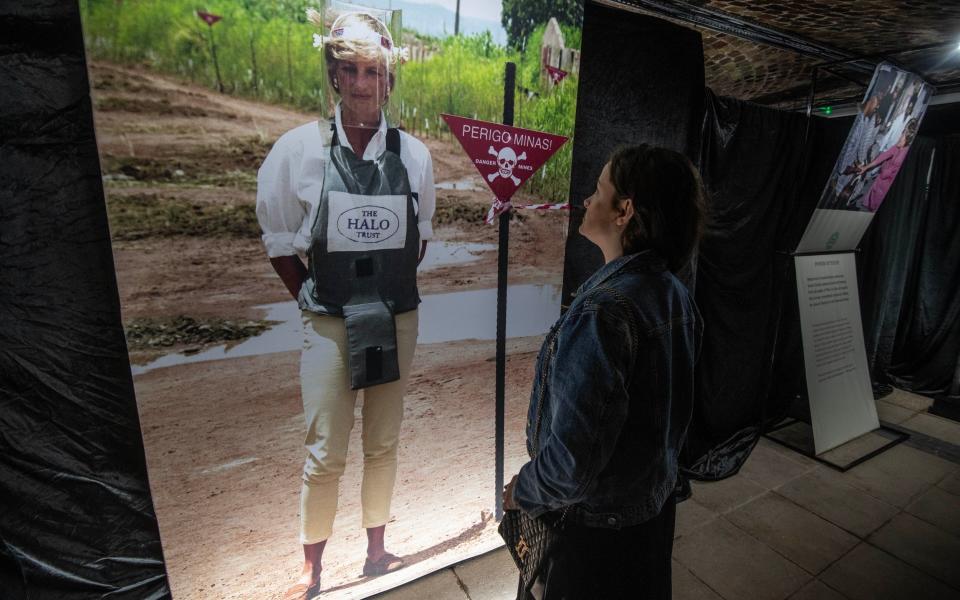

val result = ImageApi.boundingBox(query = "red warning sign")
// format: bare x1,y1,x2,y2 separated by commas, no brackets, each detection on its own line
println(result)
196,10,223,26
441,114,569,203
546,66,569,85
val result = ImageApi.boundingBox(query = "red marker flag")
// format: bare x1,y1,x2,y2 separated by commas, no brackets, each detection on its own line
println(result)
441,114,569,203
197,10,222,26
546,66,568,85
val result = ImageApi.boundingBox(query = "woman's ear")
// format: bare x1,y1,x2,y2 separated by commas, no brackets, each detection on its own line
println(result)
617,197,635,227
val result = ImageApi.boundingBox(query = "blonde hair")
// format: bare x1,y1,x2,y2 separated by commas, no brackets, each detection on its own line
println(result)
324,12,395,66
306,10,400,95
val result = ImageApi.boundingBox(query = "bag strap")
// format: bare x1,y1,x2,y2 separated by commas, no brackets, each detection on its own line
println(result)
529,330,567,527
386,127,401,155
531,332,558,456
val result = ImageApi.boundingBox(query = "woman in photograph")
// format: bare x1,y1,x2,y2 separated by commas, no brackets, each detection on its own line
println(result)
256,10,435,599
858,118,919,212
503,145,705,599
829,90,887,209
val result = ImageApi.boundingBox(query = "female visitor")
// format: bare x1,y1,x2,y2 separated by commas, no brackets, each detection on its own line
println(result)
504,145,705,599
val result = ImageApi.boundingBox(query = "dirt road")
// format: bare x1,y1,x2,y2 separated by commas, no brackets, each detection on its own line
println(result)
91,62,568,598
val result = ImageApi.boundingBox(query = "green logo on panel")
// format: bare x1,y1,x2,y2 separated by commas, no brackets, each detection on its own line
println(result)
826,231,839,250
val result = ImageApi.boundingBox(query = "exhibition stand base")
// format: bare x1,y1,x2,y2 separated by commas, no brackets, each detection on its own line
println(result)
765,418,909,472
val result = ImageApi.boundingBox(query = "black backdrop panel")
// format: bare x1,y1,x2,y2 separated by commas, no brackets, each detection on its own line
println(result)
685,91,810,476
561,2,704,306
686,96,856,477
870,135,960,394
766,114,853,424
858,137,938,384
0,3,170,598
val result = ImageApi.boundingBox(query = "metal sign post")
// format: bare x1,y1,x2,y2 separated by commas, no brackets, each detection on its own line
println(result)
494,62,516,520
440,66,568,521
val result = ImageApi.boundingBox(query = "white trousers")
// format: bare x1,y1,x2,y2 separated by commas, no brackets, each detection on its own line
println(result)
298,309,418,544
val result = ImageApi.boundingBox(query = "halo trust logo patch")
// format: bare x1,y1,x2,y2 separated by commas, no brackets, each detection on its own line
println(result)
326,192,407,252
336,205,400,243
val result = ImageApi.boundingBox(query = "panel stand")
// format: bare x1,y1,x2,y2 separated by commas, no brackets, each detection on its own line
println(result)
765,418,908,472
771,250,909,470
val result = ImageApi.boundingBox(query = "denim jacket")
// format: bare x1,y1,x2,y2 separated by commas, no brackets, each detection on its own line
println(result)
512,250,702,528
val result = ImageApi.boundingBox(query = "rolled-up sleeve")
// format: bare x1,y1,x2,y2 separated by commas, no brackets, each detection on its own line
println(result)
256,138,306,258
417,151,436,241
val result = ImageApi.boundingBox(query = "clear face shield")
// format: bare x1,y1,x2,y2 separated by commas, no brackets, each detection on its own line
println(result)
311,1,403,131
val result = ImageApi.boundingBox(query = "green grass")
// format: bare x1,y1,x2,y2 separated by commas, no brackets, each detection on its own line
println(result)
81,0,579,202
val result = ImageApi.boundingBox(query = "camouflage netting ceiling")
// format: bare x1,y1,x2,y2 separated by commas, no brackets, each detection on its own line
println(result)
602,0,960,107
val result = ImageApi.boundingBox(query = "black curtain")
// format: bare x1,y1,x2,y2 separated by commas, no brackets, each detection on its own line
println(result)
861,135,960,395
688,93,960,479
858,137,938,384
683,91,808,478
767,114,853,425
683,91,852,478
0,3,170,598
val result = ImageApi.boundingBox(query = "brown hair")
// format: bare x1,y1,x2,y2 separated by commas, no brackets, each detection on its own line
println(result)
607,145,706,271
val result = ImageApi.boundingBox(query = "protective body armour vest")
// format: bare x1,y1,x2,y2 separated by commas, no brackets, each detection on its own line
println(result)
300,120,420,389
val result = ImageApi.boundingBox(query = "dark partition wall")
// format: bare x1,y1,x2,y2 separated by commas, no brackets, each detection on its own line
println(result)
858,137,938,387
684,92,810,475
561,2,704,306
0,3,169,598
859,134,960,396
688,97,860,475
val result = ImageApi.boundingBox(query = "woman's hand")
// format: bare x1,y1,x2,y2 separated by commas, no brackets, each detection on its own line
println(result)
269,255,307,301
503,474,519,511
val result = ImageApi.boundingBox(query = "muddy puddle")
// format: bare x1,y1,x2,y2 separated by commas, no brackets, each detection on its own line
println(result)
435,178,483,192
418,240,496,269
131,283,560,376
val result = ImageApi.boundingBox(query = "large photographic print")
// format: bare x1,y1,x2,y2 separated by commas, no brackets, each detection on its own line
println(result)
796,62,932,253
80,0,580,597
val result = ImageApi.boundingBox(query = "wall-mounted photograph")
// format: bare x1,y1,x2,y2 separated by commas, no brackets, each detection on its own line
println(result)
78,0,581,597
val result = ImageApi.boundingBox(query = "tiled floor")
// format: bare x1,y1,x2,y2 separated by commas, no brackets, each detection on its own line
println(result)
371,391,960,599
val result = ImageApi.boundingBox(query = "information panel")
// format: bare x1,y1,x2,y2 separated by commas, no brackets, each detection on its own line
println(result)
795,253,879,454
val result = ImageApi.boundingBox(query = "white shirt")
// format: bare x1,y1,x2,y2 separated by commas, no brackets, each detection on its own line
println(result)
256,104,435,258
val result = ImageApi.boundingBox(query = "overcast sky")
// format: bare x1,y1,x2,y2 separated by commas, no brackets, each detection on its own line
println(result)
400,0,502,23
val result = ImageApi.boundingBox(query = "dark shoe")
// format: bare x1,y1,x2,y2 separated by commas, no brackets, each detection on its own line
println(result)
362,552,405,577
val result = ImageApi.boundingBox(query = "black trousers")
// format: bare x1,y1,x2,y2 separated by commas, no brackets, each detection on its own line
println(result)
520,498,676,600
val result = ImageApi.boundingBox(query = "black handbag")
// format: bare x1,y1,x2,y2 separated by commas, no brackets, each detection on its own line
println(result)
498,331,567,595
499,505,569,595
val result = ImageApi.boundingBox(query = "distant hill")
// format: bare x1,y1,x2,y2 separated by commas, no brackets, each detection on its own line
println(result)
348,0,507,45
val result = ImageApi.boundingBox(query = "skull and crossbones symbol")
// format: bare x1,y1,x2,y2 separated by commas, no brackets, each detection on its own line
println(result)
487,145,527,186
